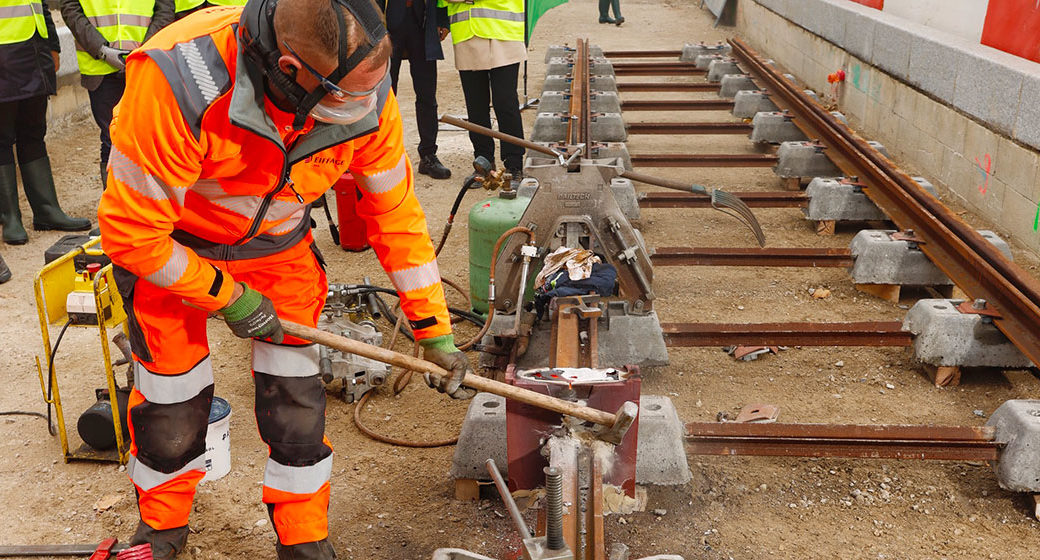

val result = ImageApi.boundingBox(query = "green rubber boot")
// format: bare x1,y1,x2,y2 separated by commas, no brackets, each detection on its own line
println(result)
0,253,11,284
0,164,28,245
19,156,91,232
598,0,614,23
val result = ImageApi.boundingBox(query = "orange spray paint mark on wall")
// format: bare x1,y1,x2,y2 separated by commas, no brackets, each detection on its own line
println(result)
848,0,883,8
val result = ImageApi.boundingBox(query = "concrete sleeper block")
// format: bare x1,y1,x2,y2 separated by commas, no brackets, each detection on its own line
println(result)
544,44,603,63
804,177,888,221
903,299,1033,368
774,141,841,178
987,400,1040,492
733,90,779,118
695,54,725,70
635,396,691,485
719,74,758,98
531,113,569,143
751,112,807,144
707,58,742,82
850,229,1013,286
450,393,508,482
590,142,632,171
680,41,731,62
545,56,615,77
591,113,627,142
539,90,621,114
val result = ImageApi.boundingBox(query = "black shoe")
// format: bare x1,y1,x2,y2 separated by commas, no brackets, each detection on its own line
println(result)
276,538,337,560
417,154,451,180
614,16,625,25
506,167,524,181
130,521,189,560
0,254,11,284
598,16,615,23
19,157,92,232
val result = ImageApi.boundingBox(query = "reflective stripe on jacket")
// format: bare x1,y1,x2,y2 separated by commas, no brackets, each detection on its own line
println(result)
440,0,523,44
74,0,156,74
97,7,451,340
0,0,47,44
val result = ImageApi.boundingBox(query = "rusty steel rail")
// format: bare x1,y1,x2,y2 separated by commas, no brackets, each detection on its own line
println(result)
638,191,807,209
662,321,913,347
627,122,752,135
568,39,591,147
630,153,778,167
686,423,1000,461
729,38,1040,366
612,61,705,76
621,99,735,111
651,247,852,267
617,82,720,92
603,49,683,58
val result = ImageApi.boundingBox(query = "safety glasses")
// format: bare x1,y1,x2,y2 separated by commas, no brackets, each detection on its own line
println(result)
283,40,389,101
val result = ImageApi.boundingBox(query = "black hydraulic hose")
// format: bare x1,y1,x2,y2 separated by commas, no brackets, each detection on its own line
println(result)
435,173,482,255
3,319,73,435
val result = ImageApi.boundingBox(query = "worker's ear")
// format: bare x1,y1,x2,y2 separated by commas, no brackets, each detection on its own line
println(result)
277,55,300,80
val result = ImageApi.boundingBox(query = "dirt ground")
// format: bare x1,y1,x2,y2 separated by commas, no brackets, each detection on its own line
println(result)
3,0,1040,558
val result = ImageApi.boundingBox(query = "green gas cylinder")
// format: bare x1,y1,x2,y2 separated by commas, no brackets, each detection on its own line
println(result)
468,191,535,314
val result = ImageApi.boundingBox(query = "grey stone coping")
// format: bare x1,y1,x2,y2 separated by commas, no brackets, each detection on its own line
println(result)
753,0,1040,151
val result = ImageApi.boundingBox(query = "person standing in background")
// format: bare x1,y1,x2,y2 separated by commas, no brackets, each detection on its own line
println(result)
0,0,91,252
60,0,173,185
440,0,526,178
379,0,452,179
598,0,623,25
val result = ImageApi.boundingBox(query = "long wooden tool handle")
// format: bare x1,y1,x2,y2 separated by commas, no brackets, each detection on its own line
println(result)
282,320,617,427
619,169,707,195
439,114,559,158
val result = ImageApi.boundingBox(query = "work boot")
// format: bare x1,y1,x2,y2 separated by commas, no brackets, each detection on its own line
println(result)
610,0,623,25
276,538,337,560
0,254,11,284
129,521,189,560
0,164,27,245
417,154,451,179
19,156,92,232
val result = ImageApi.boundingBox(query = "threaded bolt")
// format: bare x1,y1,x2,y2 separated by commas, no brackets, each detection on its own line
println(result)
544,466,565,551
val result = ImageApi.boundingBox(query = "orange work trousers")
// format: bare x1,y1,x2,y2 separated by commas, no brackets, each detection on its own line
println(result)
115,238,333,546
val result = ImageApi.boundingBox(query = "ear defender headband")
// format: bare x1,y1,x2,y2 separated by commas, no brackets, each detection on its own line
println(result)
240,0,389,129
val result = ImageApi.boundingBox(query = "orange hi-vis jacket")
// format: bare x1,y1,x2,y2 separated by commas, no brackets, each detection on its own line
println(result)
97,6,450,340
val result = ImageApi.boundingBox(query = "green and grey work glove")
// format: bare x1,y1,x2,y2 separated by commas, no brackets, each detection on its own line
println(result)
420,335,477,400
219,282,284,344
98,45,129,70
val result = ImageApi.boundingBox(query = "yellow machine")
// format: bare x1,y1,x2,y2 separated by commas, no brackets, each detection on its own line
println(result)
34,236,131,464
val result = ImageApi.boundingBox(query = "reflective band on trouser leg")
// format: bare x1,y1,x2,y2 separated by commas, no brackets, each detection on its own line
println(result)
126,368,214,530
255,370,333,545
119,272,216,531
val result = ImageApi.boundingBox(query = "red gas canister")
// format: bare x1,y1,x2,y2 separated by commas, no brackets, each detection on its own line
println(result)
333,172,370,252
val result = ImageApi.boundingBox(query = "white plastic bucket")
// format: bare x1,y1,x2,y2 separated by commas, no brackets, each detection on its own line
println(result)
201,396,231,483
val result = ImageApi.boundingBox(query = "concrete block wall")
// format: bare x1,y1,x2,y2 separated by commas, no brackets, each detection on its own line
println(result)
737,0,1040,254
49,20,91,123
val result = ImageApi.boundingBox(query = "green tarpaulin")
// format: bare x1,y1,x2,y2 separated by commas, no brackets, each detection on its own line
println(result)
526,0,568,44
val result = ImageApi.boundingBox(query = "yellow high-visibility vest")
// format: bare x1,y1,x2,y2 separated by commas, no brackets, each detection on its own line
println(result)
206,0,246,6
75,0,155,75
174,0,203,14
0,0,48,45
441,0,524,45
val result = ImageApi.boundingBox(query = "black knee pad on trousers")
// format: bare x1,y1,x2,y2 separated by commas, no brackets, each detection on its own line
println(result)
254,372,330,466
131,385,213,473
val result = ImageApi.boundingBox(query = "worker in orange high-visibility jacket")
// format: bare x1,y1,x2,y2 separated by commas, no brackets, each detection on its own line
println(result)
96,0,475,558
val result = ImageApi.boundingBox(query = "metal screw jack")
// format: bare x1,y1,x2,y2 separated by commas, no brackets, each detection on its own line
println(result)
545,466,565,551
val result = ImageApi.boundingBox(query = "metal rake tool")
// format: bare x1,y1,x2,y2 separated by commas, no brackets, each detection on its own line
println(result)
623,170,766,247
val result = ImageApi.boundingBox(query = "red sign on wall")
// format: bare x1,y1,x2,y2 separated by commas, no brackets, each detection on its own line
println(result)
849,0,883,8
981,0,1040,63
